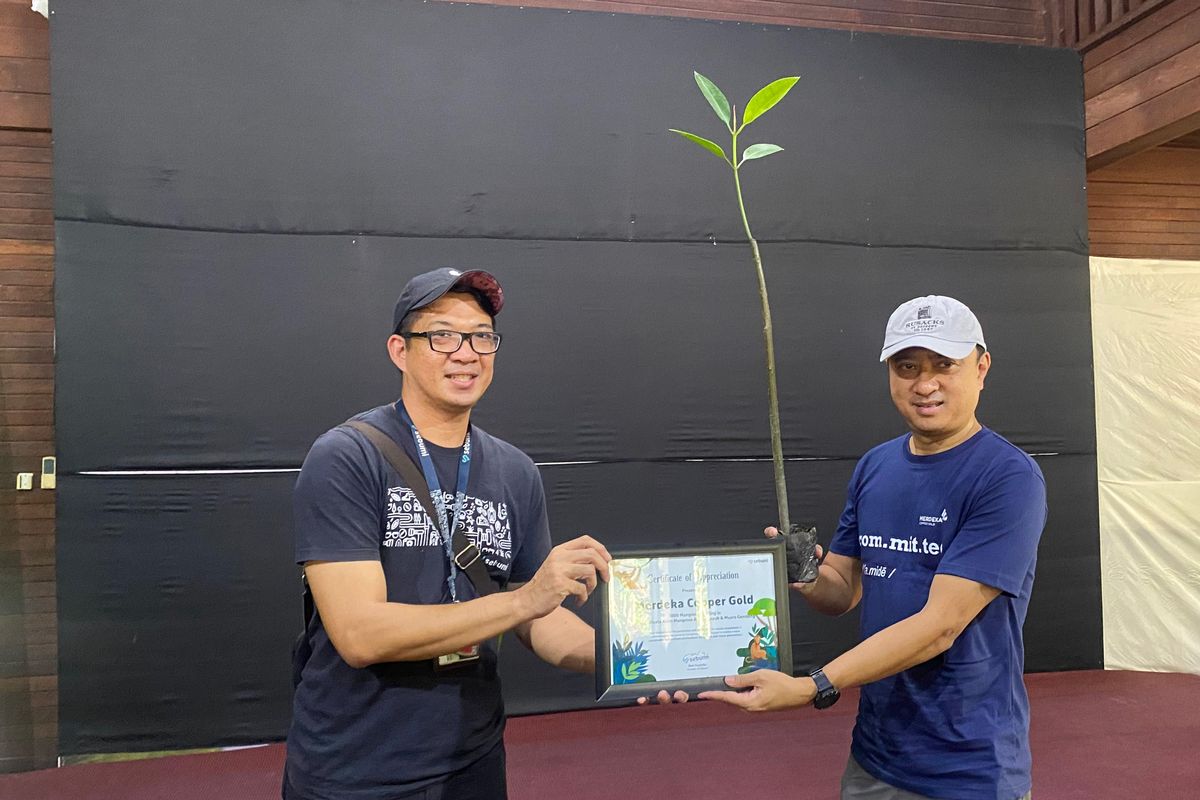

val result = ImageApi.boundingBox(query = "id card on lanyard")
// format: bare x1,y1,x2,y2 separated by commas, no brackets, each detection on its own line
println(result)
395,402,482,668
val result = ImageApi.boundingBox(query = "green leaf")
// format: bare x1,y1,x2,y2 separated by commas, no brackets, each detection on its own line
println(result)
670,129,729,163
742,76,800,128
741,143,783,165
693,71,732,128
747,597,777,617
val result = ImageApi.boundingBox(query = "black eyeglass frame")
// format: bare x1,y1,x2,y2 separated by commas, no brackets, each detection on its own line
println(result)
401,330,503,355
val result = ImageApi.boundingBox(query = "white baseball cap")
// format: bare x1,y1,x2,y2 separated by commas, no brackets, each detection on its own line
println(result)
879,295,986,362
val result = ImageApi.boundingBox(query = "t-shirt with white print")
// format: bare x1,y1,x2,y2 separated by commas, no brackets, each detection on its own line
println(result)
287,402,551,800
830,427,1046,800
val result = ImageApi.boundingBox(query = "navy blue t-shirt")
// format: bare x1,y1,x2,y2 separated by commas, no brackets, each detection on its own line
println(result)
829,428,1046,800
286,403,552,800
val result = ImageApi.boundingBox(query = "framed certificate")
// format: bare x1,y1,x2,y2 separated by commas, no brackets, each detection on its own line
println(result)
595,540,793,702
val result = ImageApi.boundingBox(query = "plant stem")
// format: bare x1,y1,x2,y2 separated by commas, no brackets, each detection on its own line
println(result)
731,139,790,533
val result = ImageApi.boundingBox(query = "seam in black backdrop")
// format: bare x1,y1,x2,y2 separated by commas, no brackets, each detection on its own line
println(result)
50,0,1097,752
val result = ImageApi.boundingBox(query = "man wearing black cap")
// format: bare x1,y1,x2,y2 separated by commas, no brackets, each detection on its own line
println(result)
285,268,609,800
702,296,1045,800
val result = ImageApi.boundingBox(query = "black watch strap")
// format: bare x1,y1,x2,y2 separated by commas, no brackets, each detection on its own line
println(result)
809,667,840,709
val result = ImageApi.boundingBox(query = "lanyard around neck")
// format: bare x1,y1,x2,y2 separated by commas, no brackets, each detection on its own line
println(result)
395,402,472,602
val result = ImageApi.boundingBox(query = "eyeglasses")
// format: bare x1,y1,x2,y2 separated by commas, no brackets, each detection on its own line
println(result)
402,330,502,355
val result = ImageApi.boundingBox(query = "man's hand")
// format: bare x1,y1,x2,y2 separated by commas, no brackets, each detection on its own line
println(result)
513,535,611,620
765,526,822,590
699,670,816,712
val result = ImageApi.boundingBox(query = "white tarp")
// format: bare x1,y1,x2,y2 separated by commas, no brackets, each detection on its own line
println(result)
1091,256,1200,674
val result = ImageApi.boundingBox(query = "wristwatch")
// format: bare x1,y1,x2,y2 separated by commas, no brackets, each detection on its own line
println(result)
809,667,840,709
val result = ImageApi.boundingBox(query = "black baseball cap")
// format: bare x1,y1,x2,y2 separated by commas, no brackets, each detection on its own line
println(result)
391,268,505,334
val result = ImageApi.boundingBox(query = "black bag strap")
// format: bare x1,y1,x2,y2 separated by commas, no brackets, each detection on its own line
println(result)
342,419,501,597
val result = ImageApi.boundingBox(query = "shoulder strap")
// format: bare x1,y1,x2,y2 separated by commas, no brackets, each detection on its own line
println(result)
343,419,500,596
344,419,437,525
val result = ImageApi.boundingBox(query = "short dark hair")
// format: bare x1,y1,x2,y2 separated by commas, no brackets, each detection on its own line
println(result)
397,288,496,335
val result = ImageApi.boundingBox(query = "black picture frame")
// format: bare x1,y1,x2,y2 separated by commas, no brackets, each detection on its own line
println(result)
594,539,793,704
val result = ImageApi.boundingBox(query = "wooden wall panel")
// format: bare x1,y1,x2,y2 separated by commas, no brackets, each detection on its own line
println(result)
1088,139,1200,258
1083,1,1200,168
456,0,1049,45
1049,0,1174,49
0,4,47,129
0,0,55,775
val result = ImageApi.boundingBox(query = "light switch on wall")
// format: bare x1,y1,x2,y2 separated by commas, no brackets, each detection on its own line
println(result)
16,473,33,491
40,456,56,490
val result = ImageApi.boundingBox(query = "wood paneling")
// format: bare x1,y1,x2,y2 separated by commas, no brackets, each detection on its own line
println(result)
1084,2,1200,95
0,0,54,775
1088,41,1200,123
1082,0,1194,64
1088,141,1200,258
1082,1,1200,168
1167,128,1200,146
457,0,1049,45
0,3,48,131
1050,0,1173,49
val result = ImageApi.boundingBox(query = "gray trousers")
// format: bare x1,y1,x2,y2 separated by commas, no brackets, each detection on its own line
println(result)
841,755,1031,800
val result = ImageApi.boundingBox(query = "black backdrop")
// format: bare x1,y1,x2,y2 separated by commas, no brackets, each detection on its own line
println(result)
50,0,1096,753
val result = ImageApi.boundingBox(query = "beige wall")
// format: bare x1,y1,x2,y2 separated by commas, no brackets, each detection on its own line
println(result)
1091,256,1200,675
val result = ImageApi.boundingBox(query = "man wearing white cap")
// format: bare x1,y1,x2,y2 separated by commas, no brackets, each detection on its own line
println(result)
704,296,1046,800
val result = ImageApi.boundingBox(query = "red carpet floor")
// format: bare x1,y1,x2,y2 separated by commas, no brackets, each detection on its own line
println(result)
2,670,1197,799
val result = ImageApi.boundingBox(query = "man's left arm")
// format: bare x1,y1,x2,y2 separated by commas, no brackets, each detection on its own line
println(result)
701,573,999,710
513,606,595,674
821,573,999,690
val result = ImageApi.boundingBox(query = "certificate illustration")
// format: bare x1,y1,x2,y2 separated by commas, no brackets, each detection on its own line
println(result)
595,541,792,702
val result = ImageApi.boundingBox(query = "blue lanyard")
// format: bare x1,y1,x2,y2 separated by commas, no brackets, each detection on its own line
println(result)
395,402,472,602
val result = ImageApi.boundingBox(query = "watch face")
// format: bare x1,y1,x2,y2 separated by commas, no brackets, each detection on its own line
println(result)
813,689,840,709
809,668,838,709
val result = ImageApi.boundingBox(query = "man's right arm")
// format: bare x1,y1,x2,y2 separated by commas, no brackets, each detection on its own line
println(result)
793,548,862,616
306,535,609,668
765,528,862,616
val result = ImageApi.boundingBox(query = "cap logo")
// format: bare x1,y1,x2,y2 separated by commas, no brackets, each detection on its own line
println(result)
903,315,945,333
917,306,931,320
